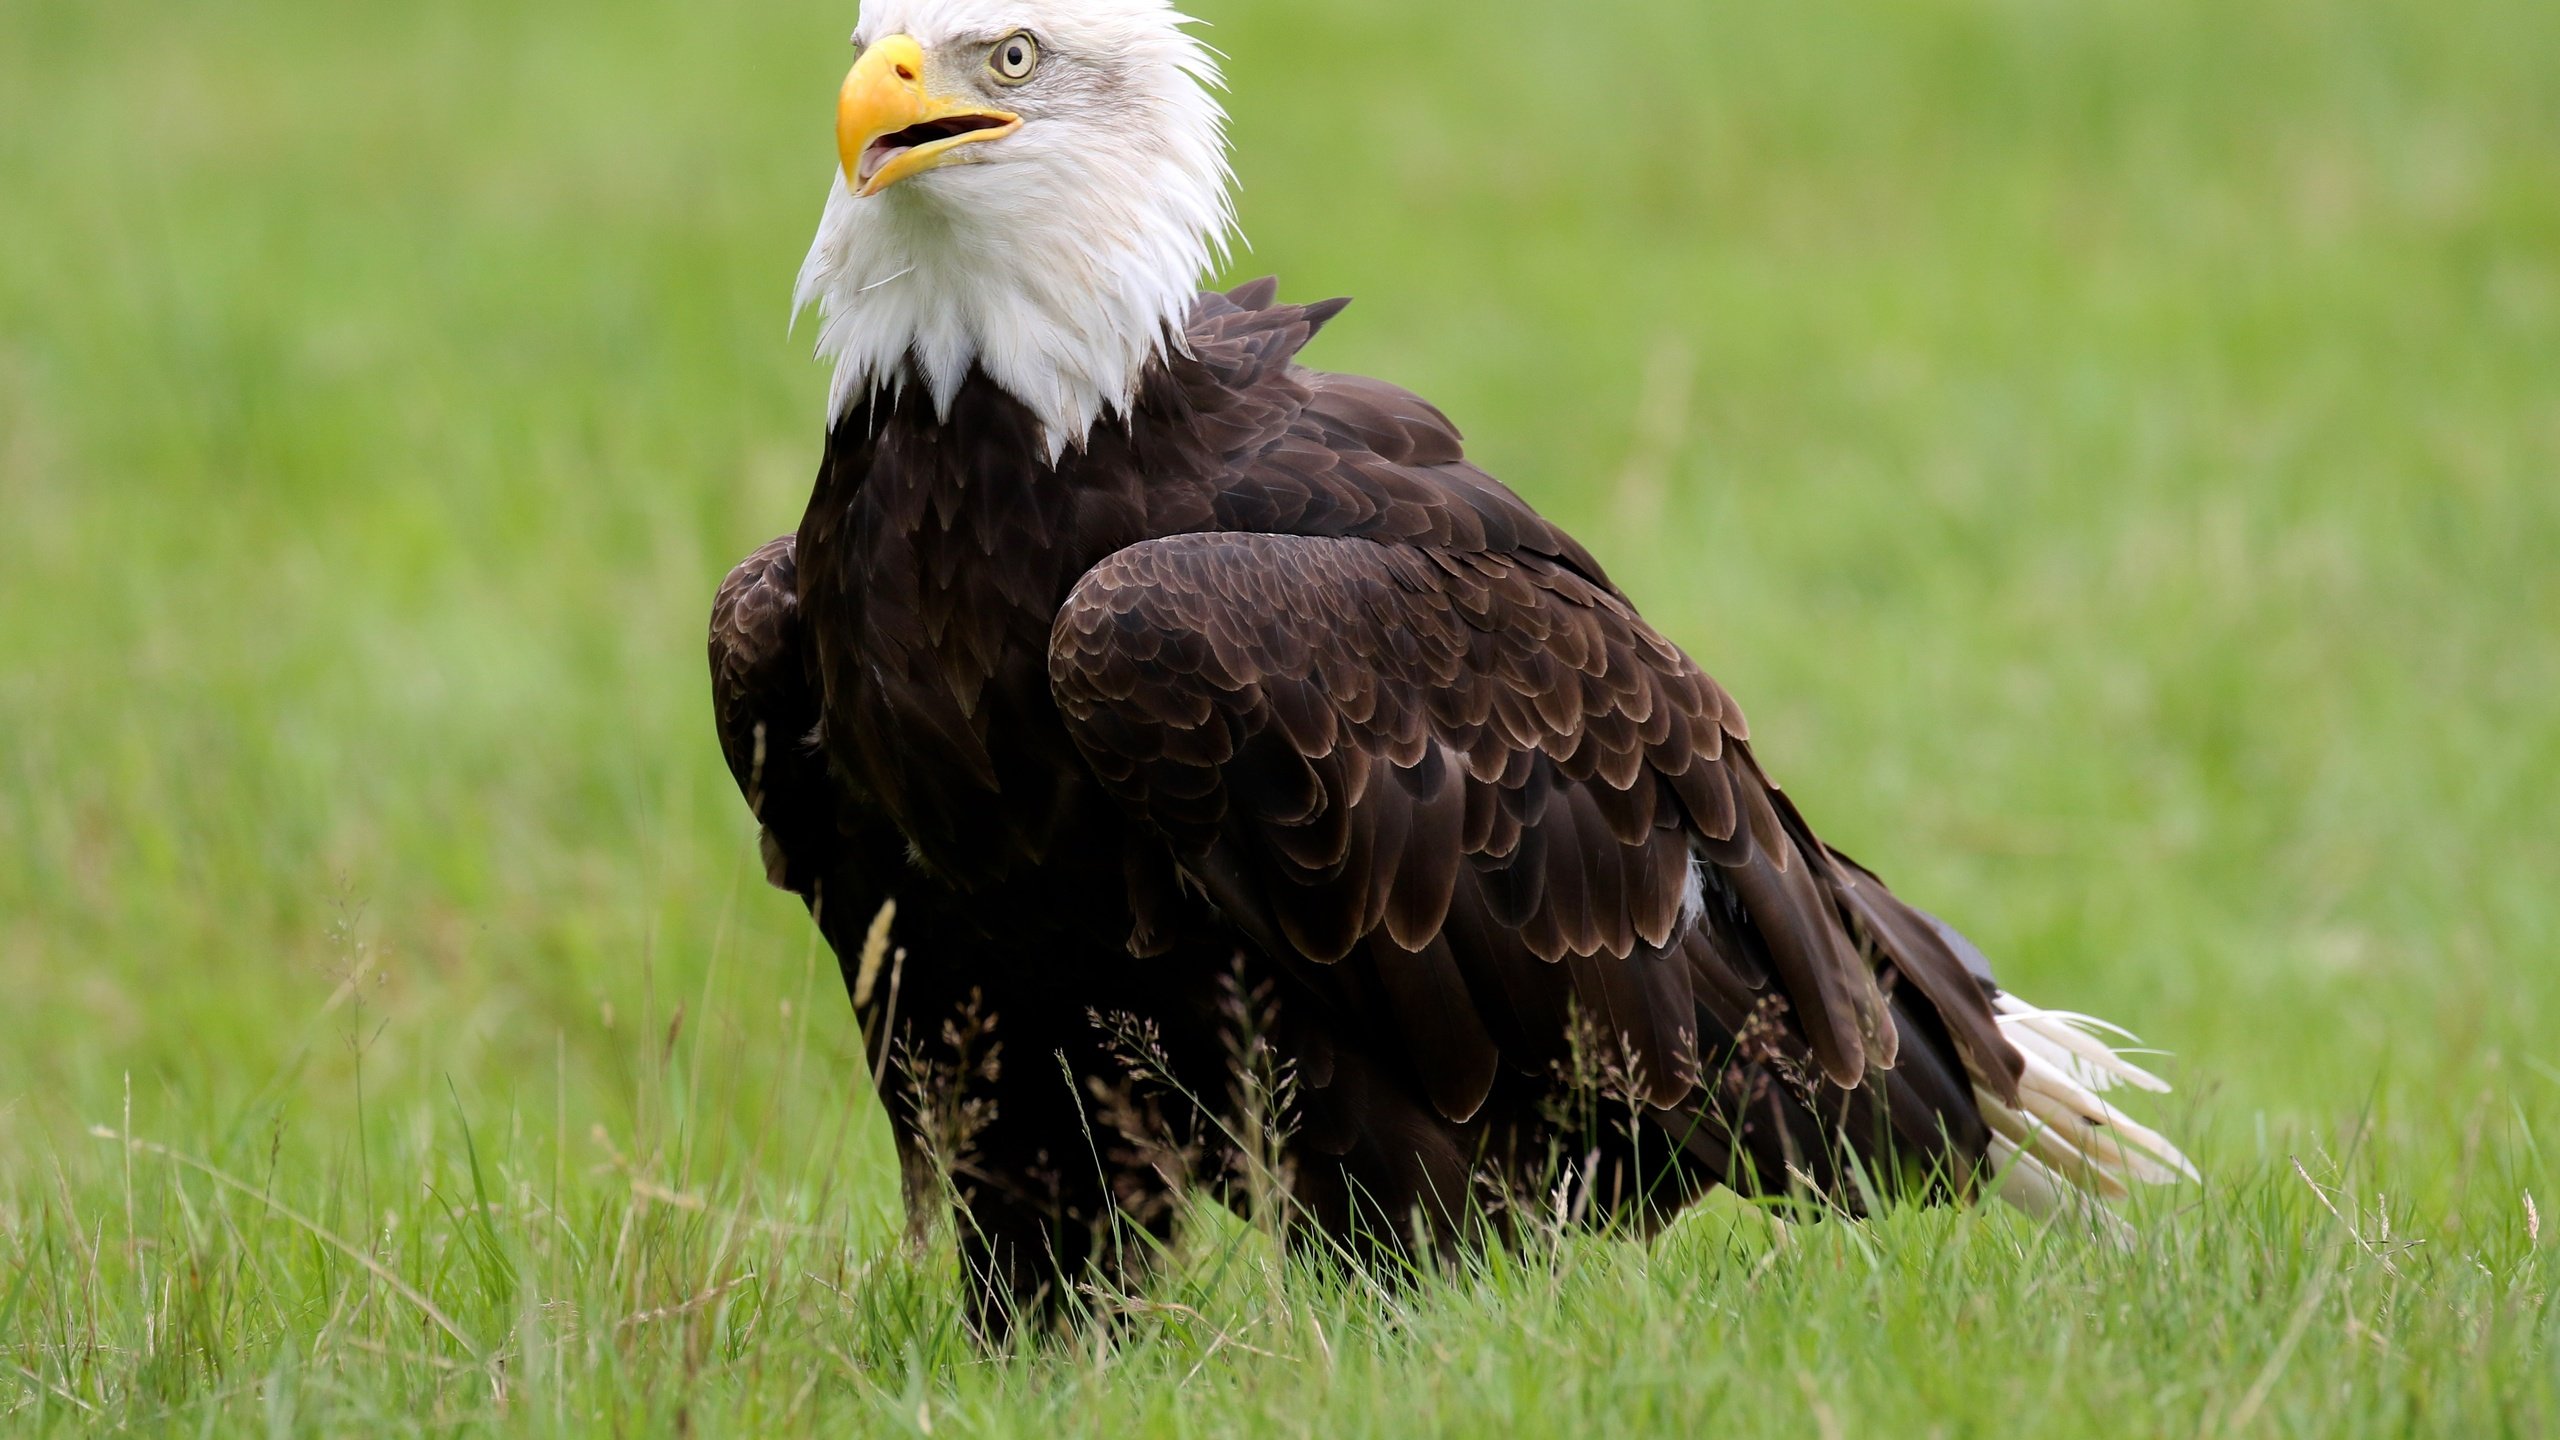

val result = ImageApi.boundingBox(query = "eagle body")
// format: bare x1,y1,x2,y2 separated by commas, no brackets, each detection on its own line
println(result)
713,0,2191,1333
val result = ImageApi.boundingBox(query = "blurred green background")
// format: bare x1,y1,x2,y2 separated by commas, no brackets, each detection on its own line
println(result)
2,0,2556,1431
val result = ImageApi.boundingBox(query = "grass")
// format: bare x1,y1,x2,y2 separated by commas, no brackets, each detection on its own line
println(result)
2,0,2557,1430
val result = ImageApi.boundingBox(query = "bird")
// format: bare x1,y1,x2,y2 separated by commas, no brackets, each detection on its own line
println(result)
710,0,2194,1334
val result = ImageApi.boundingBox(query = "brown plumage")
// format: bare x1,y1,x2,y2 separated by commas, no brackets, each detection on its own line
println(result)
712,281,2042,1330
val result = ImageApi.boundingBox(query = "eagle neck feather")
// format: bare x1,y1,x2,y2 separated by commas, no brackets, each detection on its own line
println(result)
793,71,1232,461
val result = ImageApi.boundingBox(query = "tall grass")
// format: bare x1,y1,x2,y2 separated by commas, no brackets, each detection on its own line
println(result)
2,0,2556,1430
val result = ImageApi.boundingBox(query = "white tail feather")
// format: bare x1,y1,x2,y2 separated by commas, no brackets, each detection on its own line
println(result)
1985,1133,2070,1215
1994,994,2172,1094
1985,1133,2139,1243
1972,991,2198,1218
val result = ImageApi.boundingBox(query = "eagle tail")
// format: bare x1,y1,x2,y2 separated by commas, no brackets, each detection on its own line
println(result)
1843,885,2197,1219
1971,992,2200,1218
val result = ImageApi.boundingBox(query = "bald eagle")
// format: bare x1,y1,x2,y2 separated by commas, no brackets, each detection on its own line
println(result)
711,0,2193,1330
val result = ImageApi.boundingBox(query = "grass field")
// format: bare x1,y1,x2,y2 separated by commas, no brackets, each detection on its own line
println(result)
4,0,2558,1430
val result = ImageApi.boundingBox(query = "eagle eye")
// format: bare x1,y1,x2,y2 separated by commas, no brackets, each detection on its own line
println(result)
988,32,1040,84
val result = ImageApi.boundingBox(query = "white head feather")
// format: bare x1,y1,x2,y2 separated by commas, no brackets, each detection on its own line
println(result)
793,0,1236,459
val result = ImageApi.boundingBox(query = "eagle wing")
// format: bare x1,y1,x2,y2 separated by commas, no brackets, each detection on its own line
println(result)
710,536,905,977
1049,528,2015,1134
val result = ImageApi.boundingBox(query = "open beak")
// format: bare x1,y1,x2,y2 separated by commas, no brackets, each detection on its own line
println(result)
837,35,1022,198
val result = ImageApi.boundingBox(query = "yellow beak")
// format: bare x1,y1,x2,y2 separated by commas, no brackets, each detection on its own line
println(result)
837,35,1022,198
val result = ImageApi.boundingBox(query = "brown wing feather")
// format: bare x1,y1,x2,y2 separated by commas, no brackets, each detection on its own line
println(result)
709,537,902,987
1130,285,2010,1181
710,538,815,852
1049,531,1909,1119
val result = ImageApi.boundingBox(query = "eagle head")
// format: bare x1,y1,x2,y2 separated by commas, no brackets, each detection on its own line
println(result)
793,0,1236,458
